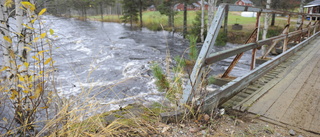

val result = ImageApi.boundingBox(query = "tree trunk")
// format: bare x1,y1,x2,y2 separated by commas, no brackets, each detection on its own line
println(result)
271,13,275,26
172,12,175,31
130,14,133,27
201,0,205,42
139,0,143,28
0,1,14,73
183,2,187,38
262,0,271,55
16,0,24,60
100,2,104,21
168,14,172,27
207,0,217,32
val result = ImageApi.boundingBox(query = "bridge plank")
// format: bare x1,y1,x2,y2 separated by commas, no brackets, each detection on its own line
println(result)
248,40,320,116
309,94,320,133
280,55,320,130
263,53,320,120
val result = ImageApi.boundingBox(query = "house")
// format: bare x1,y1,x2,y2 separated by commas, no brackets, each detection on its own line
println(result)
304,0,320,14
174,1,208,11
147,5,156,11
235,0,253,6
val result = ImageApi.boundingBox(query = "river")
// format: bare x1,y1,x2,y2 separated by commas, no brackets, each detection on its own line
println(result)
44,16,255,111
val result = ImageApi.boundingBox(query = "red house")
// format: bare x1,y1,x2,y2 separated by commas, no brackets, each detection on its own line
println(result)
235,0,253,6
174,1,208,11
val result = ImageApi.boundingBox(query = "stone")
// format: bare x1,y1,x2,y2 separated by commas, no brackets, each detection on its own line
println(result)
160,111,184,123
289,129,296,136
189,127,199,133
232,24,243,30
298,135,304,137
161,126,170,133
204,114,210,122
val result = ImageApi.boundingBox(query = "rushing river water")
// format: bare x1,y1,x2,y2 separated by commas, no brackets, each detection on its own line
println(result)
43,16,256,111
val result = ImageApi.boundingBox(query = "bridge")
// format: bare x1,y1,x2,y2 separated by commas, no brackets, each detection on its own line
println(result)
181,4,320,134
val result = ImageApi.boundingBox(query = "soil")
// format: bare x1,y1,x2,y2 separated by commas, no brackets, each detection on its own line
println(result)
100,104,319,137
155,109,319,137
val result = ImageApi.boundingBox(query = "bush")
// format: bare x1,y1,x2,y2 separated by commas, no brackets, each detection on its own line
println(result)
151,63,170,92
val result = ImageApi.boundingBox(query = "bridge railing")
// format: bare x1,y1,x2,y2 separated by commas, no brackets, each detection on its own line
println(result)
181,3,320,112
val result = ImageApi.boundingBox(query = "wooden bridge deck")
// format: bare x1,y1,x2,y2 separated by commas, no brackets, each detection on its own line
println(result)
247,38,320,134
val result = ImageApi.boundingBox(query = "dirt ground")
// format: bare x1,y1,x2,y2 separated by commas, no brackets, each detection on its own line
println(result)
155,109,319,137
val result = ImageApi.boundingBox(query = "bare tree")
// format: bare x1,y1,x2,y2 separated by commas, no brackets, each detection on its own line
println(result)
262,0,271,55
207,0,217,32
201,0,205,42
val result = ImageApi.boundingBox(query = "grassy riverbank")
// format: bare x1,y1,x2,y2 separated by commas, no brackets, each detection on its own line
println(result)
85,11,298,44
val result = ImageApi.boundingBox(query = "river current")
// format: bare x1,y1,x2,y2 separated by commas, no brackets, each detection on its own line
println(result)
44,16,254,111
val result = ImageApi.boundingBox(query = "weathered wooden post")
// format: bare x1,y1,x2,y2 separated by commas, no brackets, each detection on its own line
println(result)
283,15,291,52
224,4,229,35
251,12,261,70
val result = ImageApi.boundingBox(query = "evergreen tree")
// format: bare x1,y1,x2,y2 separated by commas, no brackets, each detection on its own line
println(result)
121,0,139,27
158,0,177,29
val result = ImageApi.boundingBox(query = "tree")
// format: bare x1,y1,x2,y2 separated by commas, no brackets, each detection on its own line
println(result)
137,0,152,28
121,0,139,27
1,1,56,135
262,0,271,55
93,0,115,21
158,0,177,29
178,0,196,38
207,0,217,32
270,0,300,26
200,0,205,42
72,0,93,19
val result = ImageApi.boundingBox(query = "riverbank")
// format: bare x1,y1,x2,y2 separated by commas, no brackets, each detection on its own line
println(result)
74,11,295,44
49,103,316,136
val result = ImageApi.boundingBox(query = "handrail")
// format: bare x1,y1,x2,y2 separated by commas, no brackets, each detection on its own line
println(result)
181,3,320,111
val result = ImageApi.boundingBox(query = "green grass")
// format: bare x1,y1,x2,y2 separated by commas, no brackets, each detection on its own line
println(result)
88,15,122,23
83,11,302,44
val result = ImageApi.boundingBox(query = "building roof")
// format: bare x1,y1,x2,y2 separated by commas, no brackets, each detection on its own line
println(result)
305,0,320,7
240,0,253,4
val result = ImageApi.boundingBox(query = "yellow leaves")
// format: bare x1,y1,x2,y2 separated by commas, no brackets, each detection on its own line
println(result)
21,1,36,11
0,66,8,72
2,117,8,124
22,24,35,30
32,56,40,61
37,50,48,56
38,8,47,16
34,85,42,99
24,62,29,68
10,89,18,100
44,58,52,65
24,46,32,52
33,37,39,42
18,84,24,89
40,106,49,109
3,36,12,43
18,75,25,82
49,29,54,35
40,33,47,38
4,0,13,8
